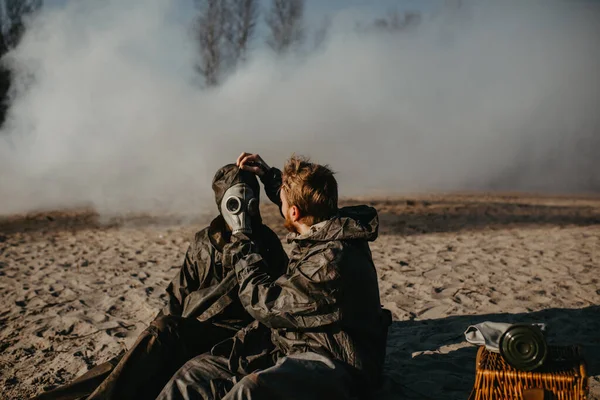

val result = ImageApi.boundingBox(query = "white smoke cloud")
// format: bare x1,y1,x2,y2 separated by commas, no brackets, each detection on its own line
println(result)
0,0,598,216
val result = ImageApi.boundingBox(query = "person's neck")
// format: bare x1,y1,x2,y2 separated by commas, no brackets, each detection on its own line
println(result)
295,222,312,236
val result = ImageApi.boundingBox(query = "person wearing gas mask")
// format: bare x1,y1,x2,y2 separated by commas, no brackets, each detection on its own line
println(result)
32,164,288,400
155,154,392,400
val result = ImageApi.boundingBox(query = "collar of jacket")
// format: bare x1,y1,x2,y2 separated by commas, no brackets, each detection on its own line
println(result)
208,215,230,252
286,205,379,244
208,215,266,252
286,219,328,243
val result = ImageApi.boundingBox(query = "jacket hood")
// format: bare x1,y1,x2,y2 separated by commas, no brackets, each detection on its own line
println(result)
288,205,379,243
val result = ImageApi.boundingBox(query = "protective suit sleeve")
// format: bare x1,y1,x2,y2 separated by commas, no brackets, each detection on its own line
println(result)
259,167,283,215
162,234,213,316
225,235,341,330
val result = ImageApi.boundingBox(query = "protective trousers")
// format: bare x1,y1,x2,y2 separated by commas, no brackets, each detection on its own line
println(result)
33,315,235,400
156,352,361,400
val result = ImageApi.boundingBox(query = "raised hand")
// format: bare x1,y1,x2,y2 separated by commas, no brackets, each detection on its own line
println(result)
236,152,270,177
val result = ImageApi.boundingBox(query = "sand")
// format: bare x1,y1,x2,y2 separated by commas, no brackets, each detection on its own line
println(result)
1,194,599,399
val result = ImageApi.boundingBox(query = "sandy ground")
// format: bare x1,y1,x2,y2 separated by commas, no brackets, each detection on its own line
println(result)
1,194,599,400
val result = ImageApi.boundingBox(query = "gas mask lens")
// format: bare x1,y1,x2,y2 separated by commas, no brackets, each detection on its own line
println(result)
225,196,242,214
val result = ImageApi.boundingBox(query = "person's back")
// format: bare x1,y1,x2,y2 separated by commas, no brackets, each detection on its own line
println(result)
317,205,389,385
274,204,388,388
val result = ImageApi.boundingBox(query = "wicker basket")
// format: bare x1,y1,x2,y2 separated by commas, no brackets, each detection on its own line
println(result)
469,345,588,400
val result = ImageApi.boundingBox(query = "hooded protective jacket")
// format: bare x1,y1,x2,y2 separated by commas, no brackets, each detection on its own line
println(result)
161,164,288,330
224,167,391,389
31,165,288,400
161,214,287,331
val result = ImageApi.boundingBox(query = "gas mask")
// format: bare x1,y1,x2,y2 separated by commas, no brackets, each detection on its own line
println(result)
220,183,259,235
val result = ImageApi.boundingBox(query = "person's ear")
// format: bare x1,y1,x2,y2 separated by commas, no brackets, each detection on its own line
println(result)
290,205,301,223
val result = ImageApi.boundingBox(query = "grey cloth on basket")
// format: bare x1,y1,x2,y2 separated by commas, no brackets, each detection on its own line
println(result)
464,322,547,353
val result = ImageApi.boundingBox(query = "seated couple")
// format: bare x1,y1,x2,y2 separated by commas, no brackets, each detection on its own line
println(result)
35,153,392,400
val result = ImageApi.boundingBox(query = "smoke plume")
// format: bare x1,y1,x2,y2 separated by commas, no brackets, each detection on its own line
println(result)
0,0,598,216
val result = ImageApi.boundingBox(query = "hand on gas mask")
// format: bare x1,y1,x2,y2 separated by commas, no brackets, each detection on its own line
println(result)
220,183,259,235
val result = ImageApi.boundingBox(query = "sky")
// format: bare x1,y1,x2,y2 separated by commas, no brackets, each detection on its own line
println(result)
42,0,441,15
0,0,598,216
39,0,444,42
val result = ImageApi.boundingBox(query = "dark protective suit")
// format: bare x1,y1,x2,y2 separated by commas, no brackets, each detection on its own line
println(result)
32,166,288,400
156,167,392,400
